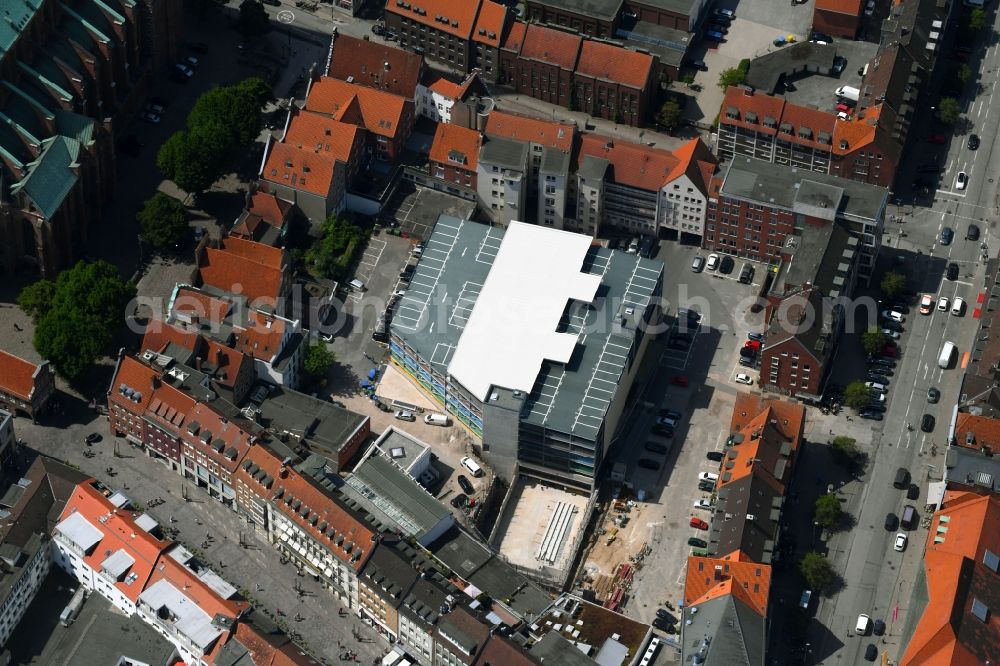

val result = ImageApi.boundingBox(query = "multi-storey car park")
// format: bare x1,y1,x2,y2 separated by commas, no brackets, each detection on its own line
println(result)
389,215,663,493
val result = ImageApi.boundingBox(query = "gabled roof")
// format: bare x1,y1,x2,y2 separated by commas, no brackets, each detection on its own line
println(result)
199,245,285,307
762,288,830,365
484,110,574,151
832,103,882,155
385,0,482,39
261,142,337,197
500,20,527,52
0,350,40,401
575,40,653,89
305,76,412,140
171,286,235,326
423,71,481,101
519,23,581,70
576,133,683,192
247,191,292,229
430,123,481,172
471,0,506,47
231,310,287,363
11,135,80,219
901,492,1000,666
219,237,284,270
140,320,201,359
282,110,362,164
953,413,1000,451
109,355,159,414
684,556,771,616
328,34,423,98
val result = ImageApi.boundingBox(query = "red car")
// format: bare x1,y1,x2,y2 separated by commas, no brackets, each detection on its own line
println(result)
881,343,898,358
743,340,761,352
925,134,945,144
671,375,690,387
835,103,850,113
690,517,709,530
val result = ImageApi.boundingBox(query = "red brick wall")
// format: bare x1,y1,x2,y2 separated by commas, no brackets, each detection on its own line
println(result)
703,197,796,263
515,58,573,106
572,75,647,127
761,339,824,396
431,161,477,189
830,151,895,188
812,9,860,39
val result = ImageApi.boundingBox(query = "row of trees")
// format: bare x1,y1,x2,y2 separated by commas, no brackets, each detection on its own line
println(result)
157,78,270,195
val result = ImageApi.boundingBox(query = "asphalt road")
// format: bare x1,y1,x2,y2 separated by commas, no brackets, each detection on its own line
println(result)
810,10,1000,665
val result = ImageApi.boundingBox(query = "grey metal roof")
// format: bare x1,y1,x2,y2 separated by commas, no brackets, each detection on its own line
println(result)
529,632,597,666
720,157,887,223
774,221,858,297
343,455,452,539
540,146,570,175
391,216,662,443
479,136,529,171
359,542,420,604
578,154,610,180
680,594,766,666
945,445,1000,494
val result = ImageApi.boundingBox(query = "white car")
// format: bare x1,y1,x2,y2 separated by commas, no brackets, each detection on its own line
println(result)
735,373,753,385
894,532,907,552
865,381,887,393
394,410,415,422
882,328,900,340
937,296,950,312
956,171,968,190
706,254,720,271
698,471,719,482
919,294,934,314
174,63,194,77
693,499,713,511
880,309,903,323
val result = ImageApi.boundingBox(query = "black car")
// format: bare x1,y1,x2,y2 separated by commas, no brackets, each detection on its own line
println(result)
967,224,981,241
659,408,682,420
873,619,885,636
907,483,920,500
450,493,468,508
748,331,765,342
739,263,755,284
688,537,708,548
637,458,661,470
652,617,671,631
652,425,674,437
968,134,980,150
738,357,756,367
85,432,102,444
871,357,896,368
868,363,892,375
719,256,735,274
708,22,729,34
677,307,702,323
832,55,847,74
927,387,940,403
920,414,936,432
939,226,954,245
645,441,669,454
860,410,884,421
867,374,890,385
865,644,878,662
864,402,887,412
457,475,474,495
656,608,673,620
739,347,756,359
947,262,960,280
698,480,715,492
881,320,903,332
706,451,725,462
810,31,833,42
885,512,899,530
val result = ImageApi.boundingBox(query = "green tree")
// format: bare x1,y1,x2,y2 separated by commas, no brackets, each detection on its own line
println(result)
17,279,56,323
682,73,696,86
880,271,906,299
799,552,835,592
814,494,843,528
303,342,335,380
937,97,961,125
829,436,859,464
656,98,683,132
718,67,746,90
861,327,888,355
237,0,272,38
137,193,188,249
306,216,367,279
844,381,873,410
969,7,988,30
28,260,136,380
957,63,972,84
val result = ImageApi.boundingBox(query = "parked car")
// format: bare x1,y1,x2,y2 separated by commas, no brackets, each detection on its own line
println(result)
927,387,940,403
688,537,708,548
637,458,661,470
939,227,954,245
719,256,735,274
706,451,725,462
450,493,468,508
693,499,713,511
947,262,960,280
697,480,715,492
832,56,847,74
894,533,908,552
860,410,884,421
919,294,934,314
394,410,415,421
652,424,674,437
881,328,900,340
689,517,709,530
645,441,669,454
956,172,968,190
706,253,720,271
692,255,706,272
85,432,102,444
747,332,765,342
183,56,200,68
698,472,719,482
708,22,728,34
739,263,755,284
713,7,735,19
457,475,474,494
937,296,950,312
885,513,898,530
174,63,194,77
969,134,980,150
967,224,980,241
659,409,682,420
735,373,753,385
920,414,936,432
880,309,903,323
140,111,161,123
865,644,878,661
704,30,725,41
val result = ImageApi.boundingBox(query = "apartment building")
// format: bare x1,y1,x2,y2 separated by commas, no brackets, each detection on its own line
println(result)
0,351,55,422
430,123,482,191
196,237,292,315
328,33,425,98
706,156,888,282
356,539,421,643
0,410,14,473
416,71,490,125
476,138,529,226
384,0,507,74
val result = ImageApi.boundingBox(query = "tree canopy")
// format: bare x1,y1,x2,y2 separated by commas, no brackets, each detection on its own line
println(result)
814,494,843,528
969,7,988,30
20,261,136,380
157,78,270,194
303,342,336,380
718,67,746,90
799,552,835,592
656,98,683,132
937,97,961,125
138,193,188,249
306,216,367,279
844,381,874,410
880,271,905,299
829,436,859,464
238,0,272,39
861,327,888,355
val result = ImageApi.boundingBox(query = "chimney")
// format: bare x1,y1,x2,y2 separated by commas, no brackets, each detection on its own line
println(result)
151,376,161,390
216,348,224,365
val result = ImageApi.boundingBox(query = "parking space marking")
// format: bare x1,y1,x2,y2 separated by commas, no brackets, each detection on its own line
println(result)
448,281,483,328
659,323,702,370
348,238,387,302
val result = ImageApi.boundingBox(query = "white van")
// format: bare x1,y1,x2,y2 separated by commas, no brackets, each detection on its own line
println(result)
855,613,871,635
460,456,484,477
348,279,366,292
424,413,451,426
938,341,956,368
951,297,965,316
836,85,860,102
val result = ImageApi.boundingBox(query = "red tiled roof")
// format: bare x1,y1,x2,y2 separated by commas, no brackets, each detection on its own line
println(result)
500,20,527,51
430,123,481,172
901,492,1000,666
170,286,234,325
484,110,574,151
815,0,863,14
184,402,255,473
730,393,806,450
684,556,771,616
232,310,287,362
219,237,284,270
385,0,482,39
832,103,881,155
953,413,1000,450
305,76,413,141
261,142,337,197
283,110,362,165
472,0,507,46
424,71,479,101
720,86,787,136
232,622,314,666
58,481,173,603
146,379,196,434
576,133,681,192
575,40,653,89
199,247,285,307
328,34,423,98
141,319,201,357
0,350,39,401
519,23,581,70
248,191,291,228
110,355,159,414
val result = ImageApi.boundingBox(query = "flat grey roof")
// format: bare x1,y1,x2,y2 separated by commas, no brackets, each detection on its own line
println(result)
479,136,528,171
775,222,858,297
530,0,622,21
369,426,431,472
720,157,886,223
616,21,691,68
391,216,662,442
745,42,838,94
343,456,452,539
946,446,1000,494
578,154,610,180
540,146,571,175
256,386,368,459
